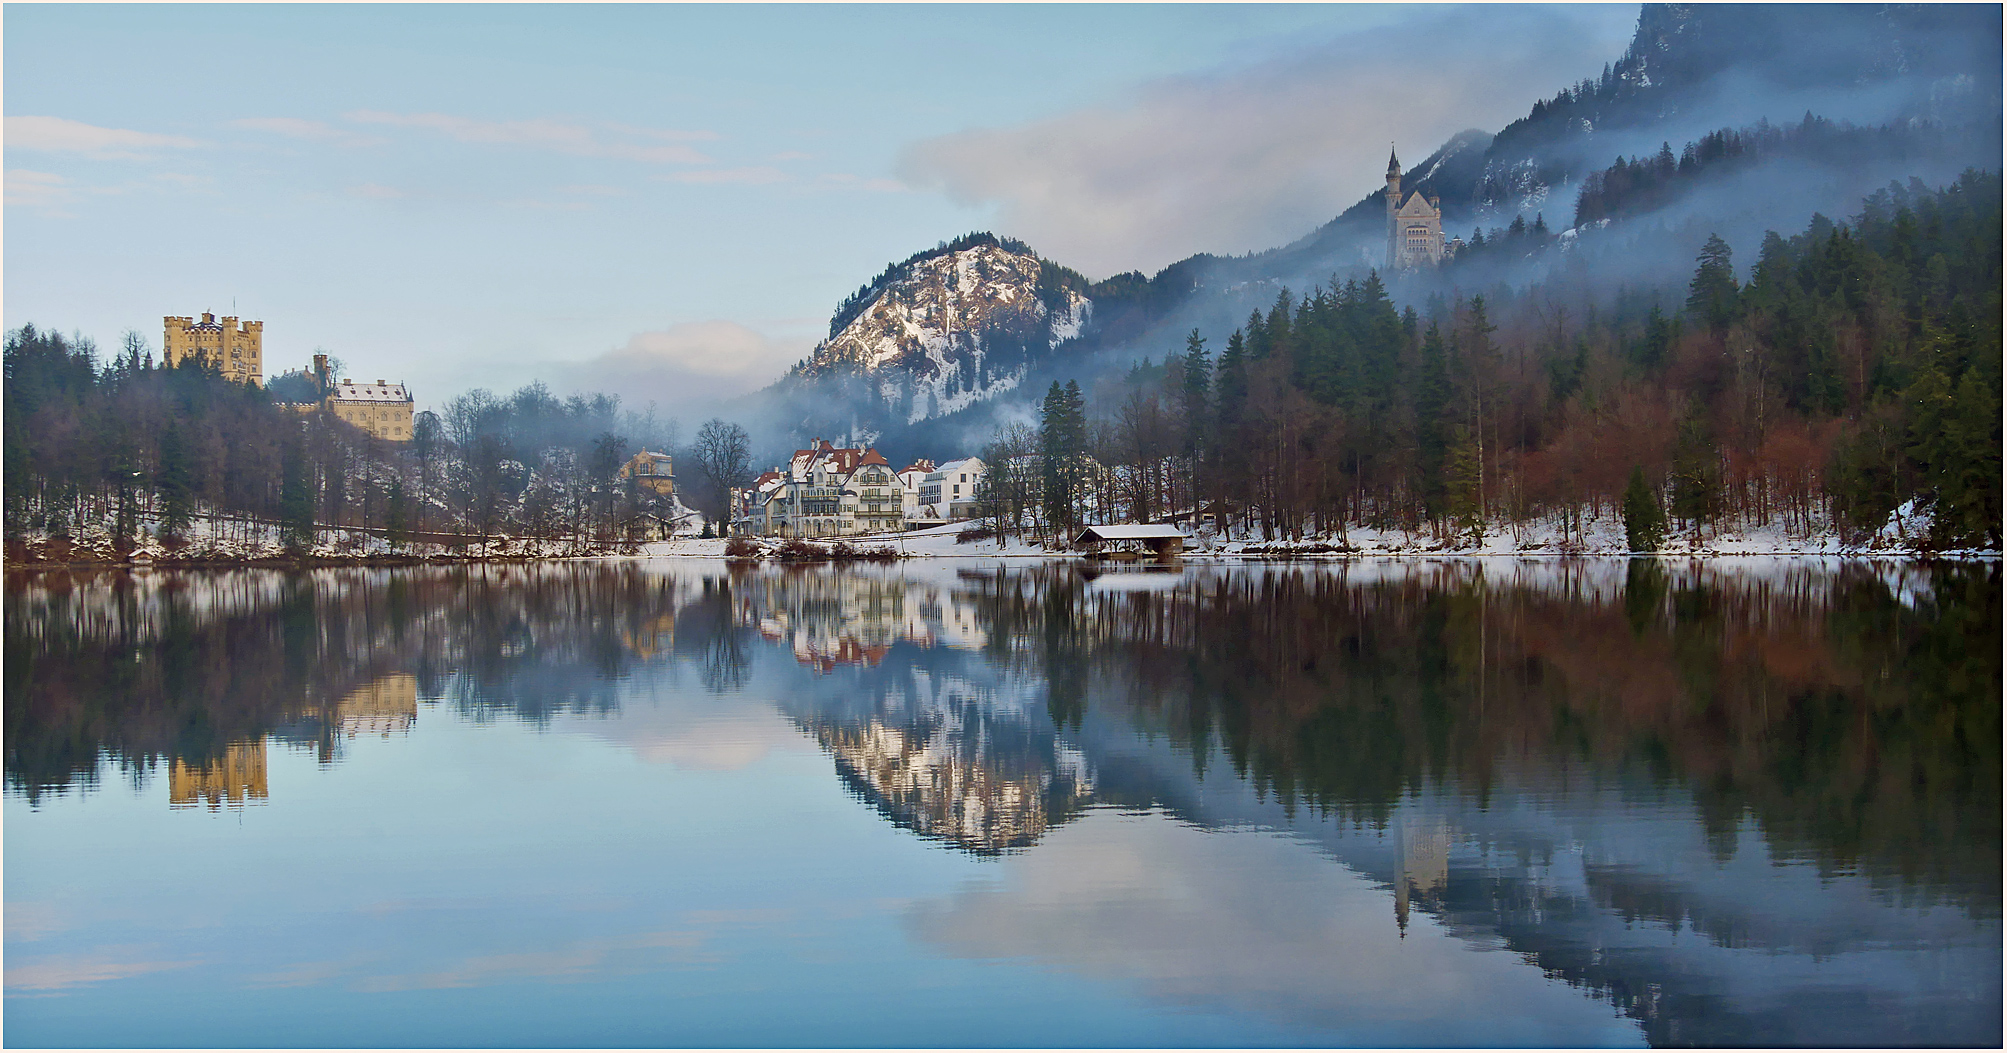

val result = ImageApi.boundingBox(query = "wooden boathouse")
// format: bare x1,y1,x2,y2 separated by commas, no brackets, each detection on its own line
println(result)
1072,524,1186,561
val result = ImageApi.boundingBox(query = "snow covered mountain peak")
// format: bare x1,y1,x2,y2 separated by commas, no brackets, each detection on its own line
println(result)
793,234,1090,425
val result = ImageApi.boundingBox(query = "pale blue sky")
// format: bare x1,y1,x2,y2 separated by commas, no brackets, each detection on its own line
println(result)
5,4,1636,416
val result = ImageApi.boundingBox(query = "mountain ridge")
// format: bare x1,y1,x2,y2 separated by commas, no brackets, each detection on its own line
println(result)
745,2,2002,459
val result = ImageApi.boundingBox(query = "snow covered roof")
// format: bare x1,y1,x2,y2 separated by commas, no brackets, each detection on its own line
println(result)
1075,524,1186,542
332,380,411,403
928,457,983,477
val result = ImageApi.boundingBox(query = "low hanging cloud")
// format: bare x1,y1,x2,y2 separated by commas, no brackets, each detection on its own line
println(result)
557,320,810,412
6,116,201,160
898,5,1635,278
345,110,715,165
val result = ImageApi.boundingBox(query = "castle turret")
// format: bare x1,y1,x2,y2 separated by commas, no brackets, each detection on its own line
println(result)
1386,145,1403,269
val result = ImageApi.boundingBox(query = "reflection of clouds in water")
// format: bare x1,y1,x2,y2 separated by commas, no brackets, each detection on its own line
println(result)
5,901,65,942
557,694,810,772
907,809,1639,1046
6,947,198,992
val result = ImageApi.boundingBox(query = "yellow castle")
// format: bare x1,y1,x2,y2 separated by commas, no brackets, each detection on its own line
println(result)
164,312,264,385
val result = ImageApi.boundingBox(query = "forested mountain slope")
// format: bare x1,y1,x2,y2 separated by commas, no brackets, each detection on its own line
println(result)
751,3,2001,467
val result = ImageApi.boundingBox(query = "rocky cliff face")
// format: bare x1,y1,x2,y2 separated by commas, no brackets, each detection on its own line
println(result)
793,237,1090,426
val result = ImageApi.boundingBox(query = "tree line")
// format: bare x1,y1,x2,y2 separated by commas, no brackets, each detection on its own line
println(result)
3,332,759,552
976,171,2001,551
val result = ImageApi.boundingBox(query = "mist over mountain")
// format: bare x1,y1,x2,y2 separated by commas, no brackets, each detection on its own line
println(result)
737,3,2001,466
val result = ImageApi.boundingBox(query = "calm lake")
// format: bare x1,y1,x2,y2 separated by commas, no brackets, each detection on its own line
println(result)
5,558,1999,1048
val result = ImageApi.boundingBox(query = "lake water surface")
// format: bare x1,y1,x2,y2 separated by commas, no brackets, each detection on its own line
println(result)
5,558,1999,1047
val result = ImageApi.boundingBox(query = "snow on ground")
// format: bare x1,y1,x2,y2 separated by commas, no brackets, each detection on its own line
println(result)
16,501,1996,568
637,521,1062,559
1200,504,1991,560
10,510,630,565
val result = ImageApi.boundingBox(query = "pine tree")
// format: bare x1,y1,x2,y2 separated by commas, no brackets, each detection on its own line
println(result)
1687,233,1739,330
1061,379,1088,528
384,478,411,550
1176,330,1211,524
1668,415,1719,543
281,434,315,552
1039,382,1069,537
1414,322,1451,520
1621,466,1667,552
157,423,193,542
1444,425,1483,545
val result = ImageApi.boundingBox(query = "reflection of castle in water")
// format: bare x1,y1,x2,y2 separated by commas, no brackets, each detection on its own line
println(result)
1395,814,1452,937
169,741,268,811
336,674,419,738
737,567,1090,854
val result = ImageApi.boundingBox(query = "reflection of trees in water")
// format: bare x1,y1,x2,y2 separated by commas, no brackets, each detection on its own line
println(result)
4,563,748,800
956,561,1999,914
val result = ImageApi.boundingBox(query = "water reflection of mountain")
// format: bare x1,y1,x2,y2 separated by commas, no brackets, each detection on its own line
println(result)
743,566,1092,854
747,559,2000,1046
7,558,1996,1044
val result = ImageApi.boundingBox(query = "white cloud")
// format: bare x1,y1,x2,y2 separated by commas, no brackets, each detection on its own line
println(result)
345,110,714,164
908,811,1634,1044
897,5,1636,277
6,169,72,211
555,320,810,412
559,694,810,772
230,116,386,148
816,172,906,192
6,115,200,159
603,120,720,143
661,166,787,186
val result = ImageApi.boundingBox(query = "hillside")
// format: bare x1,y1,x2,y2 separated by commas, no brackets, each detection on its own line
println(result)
748,3,2001,464
787,233,1089,431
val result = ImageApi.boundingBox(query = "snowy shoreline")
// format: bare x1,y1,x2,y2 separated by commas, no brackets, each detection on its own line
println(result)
8,506,1997,569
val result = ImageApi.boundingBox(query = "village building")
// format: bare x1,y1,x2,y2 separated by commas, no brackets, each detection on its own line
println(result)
918,457,985,521
618,449,676,499
897,459,936,523
732,471,783,538
755,439,903,537
164,312,264,385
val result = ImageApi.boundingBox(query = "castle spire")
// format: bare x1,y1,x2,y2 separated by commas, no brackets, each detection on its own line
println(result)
1387,143,1401,176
